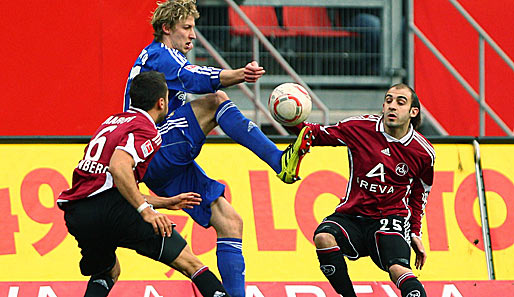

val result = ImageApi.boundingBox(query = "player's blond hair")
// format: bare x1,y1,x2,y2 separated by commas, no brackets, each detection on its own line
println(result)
151,0,200,42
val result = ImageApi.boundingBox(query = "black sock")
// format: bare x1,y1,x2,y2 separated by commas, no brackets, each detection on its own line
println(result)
316,247,357,297
84,274,114,297
192,267,231,297
397,274,426,297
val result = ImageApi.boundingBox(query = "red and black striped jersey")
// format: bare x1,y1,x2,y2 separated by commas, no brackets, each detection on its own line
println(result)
58,108,162,202
295,115,434,238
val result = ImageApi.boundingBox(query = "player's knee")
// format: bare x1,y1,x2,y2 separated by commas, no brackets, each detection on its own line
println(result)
222,209,243,235
210,198,243,237
387,259,412,282
204,91,229,110
387,258,411,270
171,245,206,278
314,232,337,249
109,260,121,282
159,228,188,265
214,90,229,102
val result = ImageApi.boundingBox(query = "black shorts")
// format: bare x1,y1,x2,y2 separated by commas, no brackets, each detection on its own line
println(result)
314,213,412,271
59,188,187,276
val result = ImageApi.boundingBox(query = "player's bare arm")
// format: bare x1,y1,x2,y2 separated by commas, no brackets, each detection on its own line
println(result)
146,192,202,210
109,149,173,237
411,236,427,270
219,61,265,86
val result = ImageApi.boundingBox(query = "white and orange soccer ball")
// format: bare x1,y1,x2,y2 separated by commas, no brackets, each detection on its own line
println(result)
268,83,312,126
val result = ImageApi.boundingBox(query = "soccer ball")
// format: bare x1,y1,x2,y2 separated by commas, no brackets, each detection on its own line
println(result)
268,83,312,126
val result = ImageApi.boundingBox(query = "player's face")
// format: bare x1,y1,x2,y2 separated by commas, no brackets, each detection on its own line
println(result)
382,87,418,131
170,16,196,55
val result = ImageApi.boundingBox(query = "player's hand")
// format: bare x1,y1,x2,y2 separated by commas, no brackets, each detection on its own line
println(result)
140,208,174,237
244,61,265,83
411,236,427,270
163,192,202,210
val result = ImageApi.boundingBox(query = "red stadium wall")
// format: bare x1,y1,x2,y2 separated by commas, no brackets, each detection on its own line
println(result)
414,0,514,136
0,1,154,136
1,1,513,136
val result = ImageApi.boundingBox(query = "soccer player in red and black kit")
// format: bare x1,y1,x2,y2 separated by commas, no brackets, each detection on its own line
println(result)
58,71,231,297
291,83,434,297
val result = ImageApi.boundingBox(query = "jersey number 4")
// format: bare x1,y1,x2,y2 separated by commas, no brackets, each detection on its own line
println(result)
366,163,386,182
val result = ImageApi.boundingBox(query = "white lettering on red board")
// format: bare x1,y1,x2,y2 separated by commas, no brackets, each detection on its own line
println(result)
143,285,163,297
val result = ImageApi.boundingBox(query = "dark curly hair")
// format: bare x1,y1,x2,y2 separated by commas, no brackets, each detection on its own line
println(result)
129,71,167,111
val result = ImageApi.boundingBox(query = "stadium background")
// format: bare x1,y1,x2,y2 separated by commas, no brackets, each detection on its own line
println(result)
1,0,513,296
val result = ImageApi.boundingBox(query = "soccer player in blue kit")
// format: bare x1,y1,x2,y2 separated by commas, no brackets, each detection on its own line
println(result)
123,1,312,296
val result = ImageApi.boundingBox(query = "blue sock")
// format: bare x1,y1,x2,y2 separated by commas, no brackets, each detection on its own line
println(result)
216,238,245,297
216,100,282,173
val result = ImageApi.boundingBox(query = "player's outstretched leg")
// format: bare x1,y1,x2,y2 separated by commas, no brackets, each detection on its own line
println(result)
277,126,313,183
215,100,282,172
215,100,312,183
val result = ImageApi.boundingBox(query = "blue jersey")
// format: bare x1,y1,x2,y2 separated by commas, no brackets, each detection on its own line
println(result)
124,41,223,115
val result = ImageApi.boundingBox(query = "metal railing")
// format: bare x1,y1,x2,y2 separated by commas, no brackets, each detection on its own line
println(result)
224,0,331,127
197,0,402,86
473,140,495,280
408,0,514,280
193,0,405,131
408,0,514,136
194,29,289,135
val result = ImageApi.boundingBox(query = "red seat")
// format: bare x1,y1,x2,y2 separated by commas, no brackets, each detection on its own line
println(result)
228,6,296,37
282,6,354,37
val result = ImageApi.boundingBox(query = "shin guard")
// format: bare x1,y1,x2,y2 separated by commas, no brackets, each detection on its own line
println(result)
316,246,357,297
396,272,427,297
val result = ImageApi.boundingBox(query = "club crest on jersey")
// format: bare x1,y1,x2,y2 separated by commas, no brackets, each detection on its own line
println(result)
395,162,409,176
141,140,154,158
177,91,187,102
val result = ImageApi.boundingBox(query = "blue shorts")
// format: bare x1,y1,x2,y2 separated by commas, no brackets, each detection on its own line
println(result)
143,103,225,228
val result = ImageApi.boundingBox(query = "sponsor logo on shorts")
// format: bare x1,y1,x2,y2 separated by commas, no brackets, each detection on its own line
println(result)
406,290,421,297
213,291,226,297
395,162,409,176
320,265,336,276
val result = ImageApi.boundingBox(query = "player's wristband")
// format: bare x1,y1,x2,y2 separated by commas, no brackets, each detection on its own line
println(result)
411,232,422,240
137,201,152,213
